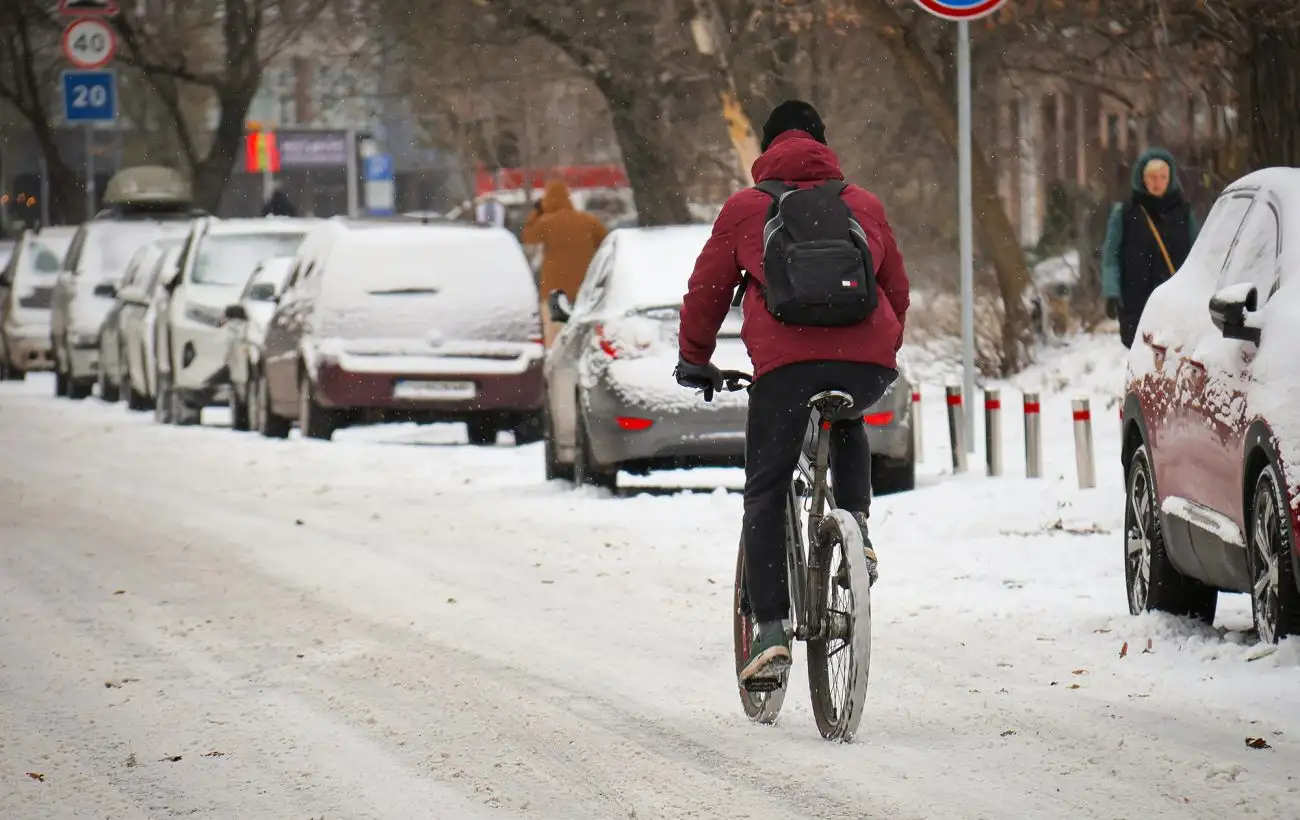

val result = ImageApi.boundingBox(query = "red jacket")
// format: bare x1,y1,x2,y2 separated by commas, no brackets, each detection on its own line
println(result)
679,130,910,379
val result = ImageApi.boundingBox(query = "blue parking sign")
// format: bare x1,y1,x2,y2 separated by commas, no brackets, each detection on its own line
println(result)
62,70,117,123
363,153,394,182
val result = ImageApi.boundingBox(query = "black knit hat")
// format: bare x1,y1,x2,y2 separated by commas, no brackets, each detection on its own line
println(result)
761,100,827,151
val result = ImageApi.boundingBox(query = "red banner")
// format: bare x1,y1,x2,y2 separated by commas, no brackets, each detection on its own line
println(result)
474,165,627,197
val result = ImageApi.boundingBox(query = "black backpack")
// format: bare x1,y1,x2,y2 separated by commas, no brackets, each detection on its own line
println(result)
734,180,877,327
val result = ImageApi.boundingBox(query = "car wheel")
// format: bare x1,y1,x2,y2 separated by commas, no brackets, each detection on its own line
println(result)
126,376,152,412
230,372,251,432
97,349,120,403
247,371,262,433
573,404,616,490
1124,444,1217,623
170,385,200,426
298,372,336,441
67,376,92,401
543,402,574,481
54,346,69,397
466,418,498,446
871,452,915,495
1248,464,1300,644
257,369,290,439
512,411,544,446
154,367,175,424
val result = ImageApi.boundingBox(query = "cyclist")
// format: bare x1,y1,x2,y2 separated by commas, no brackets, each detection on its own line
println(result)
674,101,910,688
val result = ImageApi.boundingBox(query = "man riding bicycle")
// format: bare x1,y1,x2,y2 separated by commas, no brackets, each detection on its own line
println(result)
674,101,911,688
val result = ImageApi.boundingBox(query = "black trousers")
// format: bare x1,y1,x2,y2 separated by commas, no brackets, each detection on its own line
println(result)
743,361,897,623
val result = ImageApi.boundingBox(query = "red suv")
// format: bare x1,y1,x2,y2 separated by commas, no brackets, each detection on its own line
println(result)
1122,168,1300,644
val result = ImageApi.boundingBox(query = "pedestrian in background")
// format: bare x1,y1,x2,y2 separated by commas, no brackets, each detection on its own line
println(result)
522,180,608,347
261,188,298,217
1101,147,1199,348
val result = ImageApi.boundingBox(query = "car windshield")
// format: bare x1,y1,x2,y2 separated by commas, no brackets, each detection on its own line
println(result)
607,227,712,311
191,232,306,287
80,221,192,281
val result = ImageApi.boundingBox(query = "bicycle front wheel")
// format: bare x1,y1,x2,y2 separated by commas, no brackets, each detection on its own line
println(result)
733,538,787,724
806,509,872,742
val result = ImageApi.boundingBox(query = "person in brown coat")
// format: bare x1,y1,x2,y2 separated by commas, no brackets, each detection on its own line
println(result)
521,180,609,346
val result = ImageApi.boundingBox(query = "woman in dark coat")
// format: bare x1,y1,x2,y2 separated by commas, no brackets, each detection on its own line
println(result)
1101,147,1200,348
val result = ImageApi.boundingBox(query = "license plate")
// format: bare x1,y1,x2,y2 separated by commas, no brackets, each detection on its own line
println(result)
392,380,477,401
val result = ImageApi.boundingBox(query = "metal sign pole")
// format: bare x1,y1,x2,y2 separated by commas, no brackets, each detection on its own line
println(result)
84,124,95,217
957,19,976,453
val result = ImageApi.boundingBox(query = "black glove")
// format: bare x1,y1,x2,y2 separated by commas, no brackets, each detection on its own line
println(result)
674,356,723,401
1105,297,1121,320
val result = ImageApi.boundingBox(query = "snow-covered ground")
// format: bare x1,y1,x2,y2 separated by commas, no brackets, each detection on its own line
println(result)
2,338,1299,819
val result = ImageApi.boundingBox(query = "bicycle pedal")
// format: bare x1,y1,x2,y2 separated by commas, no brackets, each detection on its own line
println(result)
743,677,783,693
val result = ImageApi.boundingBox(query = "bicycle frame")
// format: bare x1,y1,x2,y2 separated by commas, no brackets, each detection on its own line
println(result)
787,411,835,642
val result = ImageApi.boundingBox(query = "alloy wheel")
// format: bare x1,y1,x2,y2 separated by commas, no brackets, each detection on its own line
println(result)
1252,472,1283,644
1125,453,1154,614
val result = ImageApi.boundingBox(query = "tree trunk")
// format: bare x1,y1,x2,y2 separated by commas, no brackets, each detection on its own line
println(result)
600,80,693,227
857,0,1033,373
190,86,258,213
1243,21,1300,170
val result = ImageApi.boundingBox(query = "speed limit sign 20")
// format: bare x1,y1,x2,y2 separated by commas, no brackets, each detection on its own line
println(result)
62,18,117,70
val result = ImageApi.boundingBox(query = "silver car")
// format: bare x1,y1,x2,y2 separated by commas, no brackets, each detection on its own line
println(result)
543,225,915,493
221,256,294,431
0,226,76,380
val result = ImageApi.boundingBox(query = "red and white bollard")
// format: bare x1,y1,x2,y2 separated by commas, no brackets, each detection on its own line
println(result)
1072,397,1096,489
1023,392,1042,479
912,388,923,462
984,388,1002,477
946,384,968,474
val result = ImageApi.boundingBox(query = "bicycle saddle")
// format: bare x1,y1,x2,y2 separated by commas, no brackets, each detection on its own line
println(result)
807,390,857,421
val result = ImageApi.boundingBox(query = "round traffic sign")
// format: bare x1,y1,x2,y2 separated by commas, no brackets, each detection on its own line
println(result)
914,0,1007,20
62,18,117,70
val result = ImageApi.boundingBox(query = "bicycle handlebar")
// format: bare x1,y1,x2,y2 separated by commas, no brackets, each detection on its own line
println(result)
699,370,752,403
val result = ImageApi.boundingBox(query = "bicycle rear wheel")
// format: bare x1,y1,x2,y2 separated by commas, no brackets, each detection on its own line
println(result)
733,539,787,724
806,509,872,741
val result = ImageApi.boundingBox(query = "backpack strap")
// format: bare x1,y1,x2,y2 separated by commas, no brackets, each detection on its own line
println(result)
734,181,795,306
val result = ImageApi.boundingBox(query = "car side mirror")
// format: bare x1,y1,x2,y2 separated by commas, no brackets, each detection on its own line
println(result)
1209,284,1261,345
93,281,117,298
224,304,248,322
547,289,572,323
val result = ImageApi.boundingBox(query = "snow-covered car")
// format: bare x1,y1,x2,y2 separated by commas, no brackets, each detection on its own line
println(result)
97,238,183,406
543,225,916,492
0,226,75,380
221,256,294,431
257,220,543,442
153,217,314,425
128,245,183,411
51,167,198,400
1122,167,1300,644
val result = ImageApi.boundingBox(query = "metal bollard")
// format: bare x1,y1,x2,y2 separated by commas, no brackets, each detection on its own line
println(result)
945,385,968,473
1072,397,1096,489
984,388,1002,477
912,389,923,462
1024,392,1042,479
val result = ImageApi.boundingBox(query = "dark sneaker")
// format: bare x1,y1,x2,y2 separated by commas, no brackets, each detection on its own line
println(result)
837,512,878,589
739,619,792,688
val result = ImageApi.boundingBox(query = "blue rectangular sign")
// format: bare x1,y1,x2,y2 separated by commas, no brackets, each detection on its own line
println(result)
363,153,394,182
62,70,117,123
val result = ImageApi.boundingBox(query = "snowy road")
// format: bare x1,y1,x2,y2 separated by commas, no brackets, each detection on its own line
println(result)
2,362,1299,819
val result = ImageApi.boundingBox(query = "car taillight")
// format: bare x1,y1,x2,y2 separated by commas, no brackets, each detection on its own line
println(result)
864,411,894,426
594,323,619,358
593,321,653,360
616,416,654,431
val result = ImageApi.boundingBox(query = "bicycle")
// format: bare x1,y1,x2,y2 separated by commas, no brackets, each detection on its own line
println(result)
705,370,873,742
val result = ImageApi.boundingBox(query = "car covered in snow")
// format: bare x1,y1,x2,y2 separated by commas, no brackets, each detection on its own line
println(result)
543,225,916,492
221,256,294,431
96,238,184,407
0,226,75,380
1122,167,1300,643
153,217,314,425
256,220,544,442
50,165,199,400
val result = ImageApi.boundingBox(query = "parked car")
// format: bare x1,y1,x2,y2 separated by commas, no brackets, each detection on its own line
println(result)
97,238,183,405
51,165,199,399
222,256,294,431
1122,167,1300,644
0,226,76,380
0,239,14,270
153,217,314,425
543,225,916,492
131,245,184,413
257,220,544,442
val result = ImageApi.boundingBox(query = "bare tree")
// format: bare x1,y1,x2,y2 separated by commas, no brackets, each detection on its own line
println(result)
0,0,91,222
108,0,336,211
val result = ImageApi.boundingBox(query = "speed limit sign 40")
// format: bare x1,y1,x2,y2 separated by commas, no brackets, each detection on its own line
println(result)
62,18,117,70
